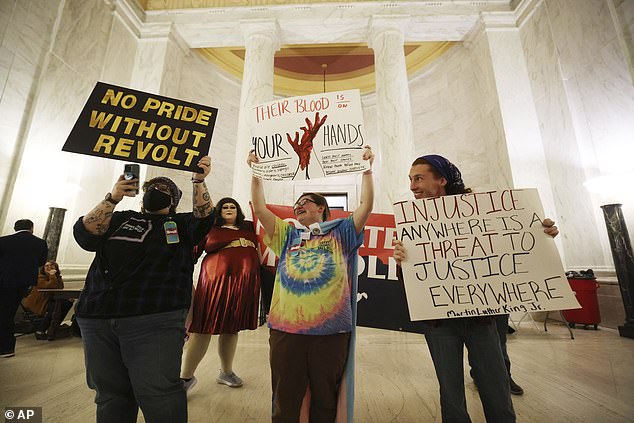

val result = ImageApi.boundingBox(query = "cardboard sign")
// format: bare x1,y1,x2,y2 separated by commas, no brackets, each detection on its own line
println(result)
250,90,370,181
62,82,218,172
393,189,581,320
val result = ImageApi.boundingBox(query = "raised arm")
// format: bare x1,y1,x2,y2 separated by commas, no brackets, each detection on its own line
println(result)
248,151,276,236
192,156,213,218
352,146,375,233
82,176,138,235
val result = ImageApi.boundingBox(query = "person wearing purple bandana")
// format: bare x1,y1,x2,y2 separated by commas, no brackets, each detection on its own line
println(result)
394,154,559,423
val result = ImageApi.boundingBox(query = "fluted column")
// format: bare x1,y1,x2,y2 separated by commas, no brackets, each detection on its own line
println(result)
232,20,280,210
368,16,415,212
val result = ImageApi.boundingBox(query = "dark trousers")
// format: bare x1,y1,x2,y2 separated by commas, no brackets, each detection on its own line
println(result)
494,314,511,375
0,286,29,354
426,318,516,423
38,299,73,333
270,329,350,423
77,309,188,423
469,314,512,378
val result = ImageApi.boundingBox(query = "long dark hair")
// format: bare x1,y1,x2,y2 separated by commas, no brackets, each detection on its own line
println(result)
213,198,246,228
40,260,63,281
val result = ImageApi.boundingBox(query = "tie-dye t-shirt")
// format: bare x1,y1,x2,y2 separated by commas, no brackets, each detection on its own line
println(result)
264,215,364,335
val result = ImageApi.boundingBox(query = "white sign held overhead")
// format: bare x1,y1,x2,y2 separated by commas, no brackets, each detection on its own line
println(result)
249,90,370,181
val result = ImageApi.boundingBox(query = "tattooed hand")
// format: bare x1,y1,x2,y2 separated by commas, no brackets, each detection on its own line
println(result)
193,156,211,181
192,156,213,218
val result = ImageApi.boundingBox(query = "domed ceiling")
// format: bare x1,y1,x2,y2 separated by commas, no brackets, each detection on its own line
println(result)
198,42,454,96
137,0,455,96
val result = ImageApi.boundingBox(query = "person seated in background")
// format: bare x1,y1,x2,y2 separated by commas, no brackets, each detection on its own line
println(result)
22,261,73,340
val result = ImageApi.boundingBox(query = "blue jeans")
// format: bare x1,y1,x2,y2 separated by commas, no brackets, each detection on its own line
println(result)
425,318,516,423
77,309,188,423
469,314,512,379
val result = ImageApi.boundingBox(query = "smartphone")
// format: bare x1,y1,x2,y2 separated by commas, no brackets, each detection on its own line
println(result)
124,163,140,194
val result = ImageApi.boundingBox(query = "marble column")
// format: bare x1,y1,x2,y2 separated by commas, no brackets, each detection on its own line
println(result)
368,16,415,213
109,1,186,206
480,15,558,217
43,207,66,261
231,20,280,211
601,204,634,338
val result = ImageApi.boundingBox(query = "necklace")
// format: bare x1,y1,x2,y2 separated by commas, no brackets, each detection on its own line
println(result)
221,224,238,230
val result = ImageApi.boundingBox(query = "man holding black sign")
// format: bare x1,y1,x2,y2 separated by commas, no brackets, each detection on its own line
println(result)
73,157,213,423
394,154,559,423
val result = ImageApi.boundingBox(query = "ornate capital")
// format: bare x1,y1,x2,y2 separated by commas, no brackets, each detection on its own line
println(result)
368,15,410,49
240,19,281,52
114,0,172,39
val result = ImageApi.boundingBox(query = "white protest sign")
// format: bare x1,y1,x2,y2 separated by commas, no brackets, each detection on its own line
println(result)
393,189,580,320
250,89,369,181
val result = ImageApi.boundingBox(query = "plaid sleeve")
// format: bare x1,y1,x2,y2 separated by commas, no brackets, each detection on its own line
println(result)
73,211,128,252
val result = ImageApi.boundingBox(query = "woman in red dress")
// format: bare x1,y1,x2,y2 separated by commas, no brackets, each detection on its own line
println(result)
181,198,261,390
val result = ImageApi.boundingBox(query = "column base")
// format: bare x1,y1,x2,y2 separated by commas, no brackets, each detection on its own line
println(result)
618,323,634,339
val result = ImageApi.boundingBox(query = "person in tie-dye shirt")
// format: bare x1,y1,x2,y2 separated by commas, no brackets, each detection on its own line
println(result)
248,146,374,423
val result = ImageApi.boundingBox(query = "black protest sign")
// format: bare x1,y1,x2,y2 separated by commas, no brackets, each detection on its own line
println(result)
62,82,218,172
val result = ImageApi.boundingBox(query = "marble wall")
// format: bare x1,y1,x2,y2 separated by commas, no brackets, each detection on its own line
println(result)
613,0,634,79
0,0,62,228
409,38,511,194
518,3,607,271
177,51,241,209
1,0,116,275
519,0,634,272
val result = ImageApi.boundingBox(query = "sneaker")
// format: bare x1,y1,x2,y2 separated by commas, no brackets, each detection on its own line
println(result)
0,351,15,358
182,376,198,392
509,378,524,395
216,371,243,388
35,332,48,341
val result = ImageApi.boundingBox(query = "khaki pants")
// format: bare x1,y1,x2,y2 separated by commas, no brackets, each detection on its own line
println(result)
269,329,350,423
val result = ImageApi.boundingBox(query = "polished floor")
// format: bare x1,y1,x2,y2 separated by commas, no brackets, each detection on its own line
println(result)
1,322,633,422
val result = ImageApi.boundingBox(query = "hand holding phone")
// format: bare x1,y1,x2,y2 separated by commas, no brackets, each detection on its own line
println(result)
124,163,140,194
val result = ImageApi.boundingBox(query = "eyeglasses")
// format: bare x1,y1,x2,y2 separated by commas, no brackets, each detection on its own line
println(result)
221,204,237,209
293,198,318,210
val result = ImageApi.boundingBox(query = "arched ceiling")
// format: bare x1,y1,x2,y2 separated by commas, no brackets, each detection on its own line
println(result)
135,1,457,96
197,42,454,96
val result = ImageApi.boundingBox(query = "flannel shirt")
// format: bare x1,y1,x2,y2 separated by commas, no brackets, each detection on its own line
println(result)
74,210,210,318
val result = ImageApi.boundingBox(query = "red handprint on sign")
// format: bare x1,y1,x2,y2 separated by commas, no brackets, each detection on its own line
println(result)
287,112,328,179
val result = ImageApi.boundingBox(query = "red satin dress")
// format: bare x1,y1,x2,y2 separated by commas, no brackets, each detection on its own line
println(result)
188,224,261,334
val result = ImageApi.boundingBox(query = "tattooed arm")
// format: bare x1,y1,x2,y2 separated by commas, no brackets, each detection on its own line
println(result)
82,175,138,235
192,156,213,218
